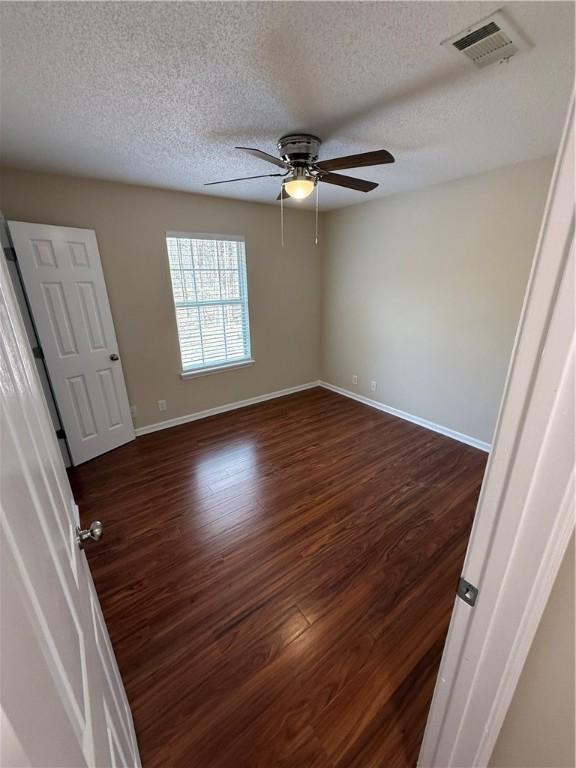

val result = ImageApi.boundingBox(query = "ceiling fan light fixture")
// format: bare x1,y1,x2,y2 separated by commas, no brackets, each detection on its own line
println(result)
283,171,316,200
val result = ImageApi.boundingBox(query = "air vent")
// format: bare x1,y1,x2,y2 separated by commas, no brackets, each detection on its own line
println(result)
442,10,530,69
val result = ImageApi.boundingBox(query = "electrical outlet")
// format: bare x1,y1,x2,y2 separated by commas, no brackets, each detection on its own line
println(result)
370,381,377,393
130,404,137,418
352,375,358,385
158,399,167,412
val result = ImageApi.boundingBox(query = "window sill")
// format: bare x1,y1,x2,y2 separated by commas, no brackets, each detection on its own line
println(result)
180,359,255,380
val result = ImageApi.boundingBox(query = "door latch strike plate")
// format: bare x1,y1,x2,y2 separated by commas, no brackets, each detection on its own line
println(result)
457,577,478,607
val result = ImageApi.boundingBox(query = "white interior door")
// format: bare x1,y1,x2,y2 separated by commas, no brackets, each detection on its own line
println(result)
8,221,134,465
1,252,140,766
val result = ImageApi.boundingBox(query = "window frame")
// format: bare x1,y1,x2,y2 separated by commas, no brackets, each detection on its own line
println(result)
165,231,253,378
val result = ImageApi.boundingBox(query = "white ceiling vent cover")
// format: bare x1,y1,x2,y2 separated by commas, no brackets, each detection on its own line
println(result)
442,10,531,69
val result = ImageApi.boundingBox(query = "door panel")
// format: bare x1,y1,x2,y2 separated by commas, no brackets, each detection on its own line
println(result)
69,374,99,438
1,548,87,768
1,244,140,765
78,282,107,350
97,368,124,428
31,237,58,267
8,221,135,465
43,282,79,355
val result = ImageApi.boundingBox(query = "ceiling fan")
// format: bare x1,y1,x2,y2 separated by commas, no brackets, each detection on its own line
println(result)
205,134,395,201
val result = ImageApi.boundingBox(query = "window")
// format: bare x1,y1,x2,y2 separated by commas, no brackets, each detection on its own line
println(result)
166,233,252,374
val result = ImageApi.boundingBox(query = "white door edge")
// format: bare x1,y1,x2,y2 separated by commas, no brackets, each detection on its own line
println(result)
476,470,574,764
418,94,575,767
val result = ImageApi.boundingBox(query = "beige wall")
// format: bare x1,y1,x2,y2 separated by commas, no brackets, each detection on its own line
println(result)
1,157,553,441
490,536,575,768
0,169,322,428
321,157,554,445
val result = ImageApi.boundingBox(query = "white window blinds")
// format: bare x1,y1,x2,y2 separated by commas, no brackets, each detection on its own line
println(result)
166,234,251,372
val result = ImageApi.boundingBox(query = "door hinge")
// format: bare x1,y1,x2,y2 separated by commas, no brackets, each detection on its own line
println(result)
3,245,17,262
55,428,66,440
32,345,44,360
457,577,479,607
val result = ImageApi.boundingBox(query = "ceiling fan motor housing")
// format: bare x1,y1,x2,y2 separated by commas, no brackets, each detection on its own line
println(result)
277,134,321,170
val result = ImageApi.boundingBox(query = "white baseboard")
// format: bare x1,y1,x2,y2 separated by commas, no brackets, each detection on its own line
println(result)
134,381,321,436
319,381,491,453
135,378,491,452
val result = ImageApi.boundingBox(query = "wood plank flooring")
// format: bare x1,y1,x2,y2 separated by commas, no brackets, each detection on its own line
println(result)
70,387,487,768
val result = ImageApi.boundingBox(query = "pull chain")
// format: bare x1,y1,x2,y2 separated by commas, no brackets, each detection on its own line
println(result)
315,181,319,245
280,185,284,248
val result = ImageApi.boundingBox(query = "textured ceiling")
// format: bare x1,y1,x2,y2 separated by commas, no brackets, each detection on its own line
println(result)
0,1,573,210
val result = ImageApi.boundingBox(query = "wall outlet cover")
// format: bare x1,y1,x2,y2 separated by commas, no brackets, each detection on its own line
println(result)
158,399,167,411
370,381,377,392
352,375,358,385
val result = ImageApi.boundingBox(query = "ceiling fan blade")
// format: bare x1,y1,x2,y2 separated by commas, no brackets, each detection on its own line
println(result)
319,172,378,193
235,146,288,169
205,172,286,186
316,149,394,172
276,187,289,201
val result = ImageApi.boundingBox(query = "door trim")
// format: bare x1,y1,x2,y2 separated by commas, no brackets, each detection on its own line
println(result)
418,96,575,766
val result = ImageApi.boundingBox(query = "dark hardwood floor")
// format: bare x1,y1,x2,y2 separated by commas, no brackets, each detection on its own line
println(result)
70,387,487,768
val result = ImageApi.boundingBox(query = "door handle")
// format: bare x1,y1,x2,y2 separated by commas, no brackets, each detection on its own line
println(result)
109,353,119,361
77,520,103,548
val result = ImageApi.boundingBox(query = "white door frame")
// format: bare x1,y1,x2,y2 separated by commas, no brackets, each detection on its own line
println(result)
418,95,575,767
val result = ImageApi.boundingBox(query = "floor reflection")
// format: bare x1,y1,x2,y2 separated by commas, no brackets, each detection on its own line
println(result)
191,438,262,538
